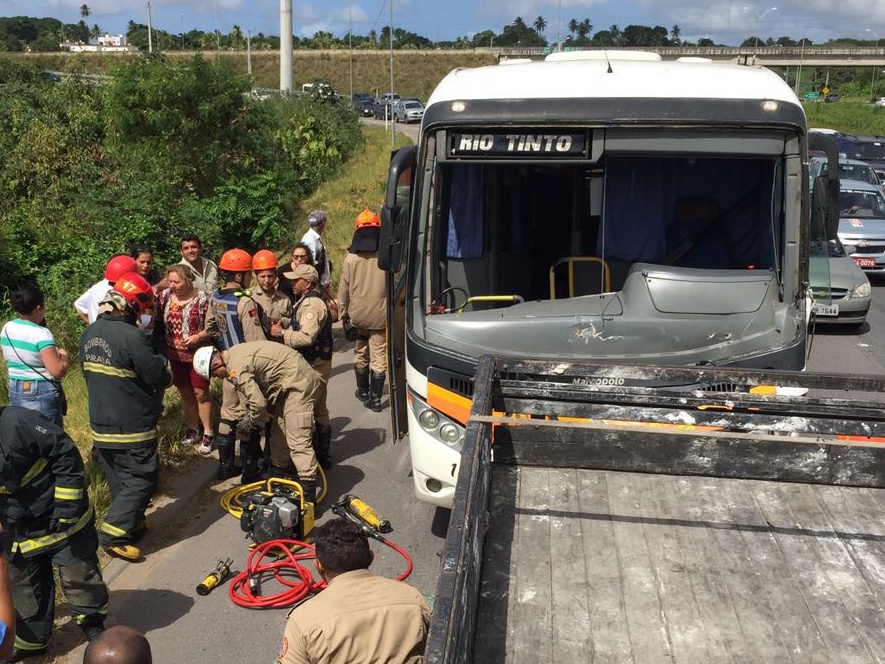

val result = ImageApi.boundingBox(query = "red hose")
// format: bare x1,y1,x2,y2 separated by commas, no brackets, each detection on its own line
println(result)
228,535,414,609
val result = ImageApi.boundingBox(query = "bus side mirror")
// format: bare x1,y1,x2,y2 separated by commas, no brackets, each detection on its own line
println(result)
811,175,839,241
379,145,416,272
379,205,405,271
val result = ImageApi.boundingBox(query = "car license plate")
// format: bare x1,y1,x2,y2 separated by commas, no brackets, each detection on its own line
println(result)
853,257,876,268
812,303,839,317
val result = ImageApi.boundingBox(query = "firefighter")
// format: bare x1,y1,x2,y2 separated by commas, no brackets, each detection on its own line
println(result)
193,342,323,502
271,264,333,469
337,208,388,412
251,250,292,332
205,249,269,482
79,273,172,562
0,406,109,661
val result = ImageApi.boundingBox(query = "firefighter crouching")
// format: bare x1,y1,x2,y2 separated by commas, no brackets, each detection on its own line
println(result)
271,264,333,470
0,406,109,661
205,249,270,483
193,341,323,502
79,273,172,562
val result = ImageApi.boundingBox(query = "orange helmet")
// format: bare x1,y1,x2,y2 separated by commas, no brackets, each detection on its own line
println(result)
355,208,381,229
104,255,138,283
252,249,278,271
112,272,154,315
219,248,253,272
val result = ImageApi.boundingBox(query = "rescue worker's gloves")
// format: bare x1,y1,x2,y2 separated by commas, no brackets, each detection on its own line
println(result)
343,318,358,342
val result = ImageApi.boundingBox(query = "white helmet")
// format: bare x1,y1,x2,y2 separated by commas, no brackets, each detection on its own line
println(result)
193,346,217,380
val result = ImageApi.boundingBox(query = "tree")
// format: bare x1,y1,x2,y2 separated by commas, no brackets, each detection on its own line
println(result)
79,5,90,19
498,17,546,47
473,30,496,48
533,16,547,36
670,25,681,46
575,19,592,45
568,18,578,38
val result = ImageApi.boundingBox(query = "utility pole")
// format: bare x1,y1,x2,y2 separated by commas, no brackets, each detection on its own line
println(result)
389,0,395,148
147,2,153,53
280,0,293,92
349,6,353,100
247,30,252,78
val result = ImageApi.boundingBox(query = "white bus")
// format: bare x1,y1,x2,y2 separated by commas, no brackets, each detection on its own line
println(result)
379,52,840,507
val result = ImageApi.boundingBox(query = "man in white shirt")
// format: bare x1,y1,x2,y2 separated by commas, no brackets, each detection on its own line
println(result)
74,255,137,324
300,211,334,302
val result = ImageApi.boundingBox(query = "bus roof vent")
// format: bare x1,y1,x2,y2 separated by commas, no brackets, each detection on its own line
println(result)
499,58,533,66
545,50,662,62
676,57,713,63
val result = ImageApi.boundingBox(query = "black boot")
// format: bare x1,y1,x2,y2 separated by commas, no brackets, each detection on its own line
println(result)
314,424,332,470
298,478,317,506
354,366,370,402
268,462,298,480
367,371,386,412
80,618,105,642
240,430,264,484
215,433,241,481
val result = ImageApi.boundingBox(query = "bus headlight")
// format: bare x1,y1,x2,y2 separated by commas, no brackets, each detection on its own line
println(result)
410,392,465,451
418,409,440,430
439,423,460,443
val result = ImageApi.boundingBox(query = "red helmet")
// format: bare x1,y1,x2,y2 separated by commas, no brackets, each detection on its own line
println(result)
104,255,138,283
112,272,154,315
219,248,253,272
252,249,279,271
354,208,381,229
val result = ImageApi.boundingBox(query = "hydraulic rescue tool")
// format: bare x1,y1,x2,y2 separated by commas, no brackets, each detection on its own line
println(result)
331,494,392,533
196,558,233,596
238,478,315,544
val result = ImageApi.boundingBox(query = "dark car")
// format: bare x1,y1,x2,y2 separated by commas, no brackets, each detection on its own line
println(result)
833,134,885,179
373,99,393,120
356,98,374,117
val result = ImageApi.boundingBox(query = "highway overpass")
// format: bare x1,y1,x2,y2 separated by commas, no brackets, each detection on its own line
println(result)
478,46,885,67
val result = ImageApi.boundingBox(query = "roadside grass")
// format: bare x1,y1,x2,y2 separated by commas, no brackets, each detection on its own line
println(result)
9,50,496,103
290,123,413,290
805,101,885,134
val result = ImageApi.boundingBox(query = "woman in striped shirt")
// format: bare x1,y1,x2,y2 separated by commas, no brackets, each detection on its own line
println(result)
1,285,69,425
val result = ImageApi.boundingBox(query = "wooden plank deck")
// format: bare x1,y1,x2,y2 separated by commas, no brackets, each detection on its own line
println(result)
474,466,885,664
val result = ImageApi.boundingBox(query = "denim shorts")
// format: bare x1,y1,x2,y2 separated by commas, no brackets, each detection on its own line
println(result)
7,379,63,426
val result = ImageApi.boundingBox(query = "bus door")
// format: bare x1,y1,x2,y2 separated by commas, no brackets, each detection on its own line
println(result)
380,145,416,442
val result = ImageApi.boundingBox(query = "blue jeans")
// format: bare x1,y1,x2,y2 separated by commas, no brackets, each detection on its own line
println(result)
7,379,63,426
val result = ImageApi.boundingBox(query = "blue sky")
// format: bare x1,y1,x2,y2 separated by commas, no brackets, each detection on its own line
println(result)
1,0,879,45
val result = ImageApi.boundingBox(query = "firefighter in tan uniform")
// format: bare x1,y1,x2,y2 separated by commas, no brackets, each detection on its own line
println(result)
272,264,333,470
205,248,270,482
251,250,292,330
274,518,430,664
337,209,388,412
193,341,323,501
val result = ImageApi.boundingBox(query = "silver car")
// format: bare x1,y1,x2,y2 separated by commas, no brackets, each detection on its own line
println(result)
394,100,424,123
837,178,885,273
810,156,883,191
810,238,871,327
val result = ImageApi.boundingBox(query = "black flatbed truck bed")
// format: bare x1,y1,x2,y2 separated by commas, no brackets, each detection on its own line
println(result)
427,356,885,664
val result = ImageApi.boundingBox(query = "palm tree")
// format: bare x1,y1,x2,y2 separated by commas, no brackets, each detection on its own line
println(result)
568,18,578,38
609,24,622,46
670,24,682,45
230,24,243,49
576,19,592,42
80,4,90,19
534,16,547,36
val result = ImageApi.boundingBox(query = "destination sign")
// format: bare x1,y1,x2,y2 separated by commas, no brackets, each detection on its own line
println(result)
449,131,588,159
